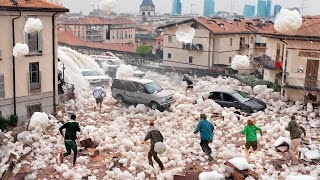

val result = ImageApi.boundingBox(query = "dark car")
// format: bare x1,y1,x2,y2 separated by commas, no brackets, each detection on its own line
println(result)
206,88,267,113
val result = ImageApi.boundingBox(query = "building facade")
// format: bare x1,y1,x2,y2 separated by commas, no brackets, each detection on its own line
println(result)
140,0,155,16
203,0,215,17
273,5,282,17
243,5,255,17
0,0,68,123
172,0,182,15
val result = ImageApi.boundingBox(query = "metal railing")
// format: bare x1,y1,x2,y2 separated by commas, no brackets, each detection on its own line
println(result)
255,43,267,48
286,77,320,88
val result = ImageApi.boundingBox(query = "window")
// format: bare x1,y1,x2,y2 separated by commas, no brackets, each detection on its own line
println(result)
189,56,193,64
168,35,172,43
29,62,41,91
229,38,233,46
209,92,222,101
168,53,171,59
27,104,42,118
276,43,283,60
26,31,42,53
0,49,2,60
229,57,232,64
223,93,235,102
250,37,254,43
0,74,4,98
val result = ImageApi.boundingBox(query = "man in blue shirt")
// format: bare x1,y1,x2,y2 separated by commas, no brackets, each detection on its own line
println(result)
194,113,215,161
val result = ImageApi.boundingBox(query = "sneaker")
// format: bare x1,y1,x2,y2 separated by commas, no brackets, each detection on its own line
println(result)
59,152,64,164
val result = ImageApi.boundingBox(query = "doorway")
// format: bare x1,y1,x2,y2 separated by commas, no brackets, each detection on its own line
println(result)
305,59,319,87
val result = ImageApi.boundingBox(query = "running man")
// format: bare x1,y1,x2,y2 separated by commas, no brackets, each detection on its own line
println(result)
93,85,106,113
183,75,196,96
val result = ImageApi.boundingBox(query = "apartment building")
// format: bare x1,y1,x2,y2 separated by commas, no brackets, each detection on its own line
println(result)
0,0,68,122
62,17,135,44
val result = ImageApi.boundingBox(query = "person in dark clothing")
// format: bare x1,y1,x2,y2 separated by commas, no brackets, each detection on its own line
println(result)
194,114,215,161
59,114,80,166
141,121,164,170
58,72,64,94
183,75,196,96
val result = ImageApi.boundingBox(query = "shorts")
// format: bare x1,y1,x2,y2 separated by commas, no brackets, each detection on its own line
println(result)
187,85,193,89
245,141,258,151
95,98,103,104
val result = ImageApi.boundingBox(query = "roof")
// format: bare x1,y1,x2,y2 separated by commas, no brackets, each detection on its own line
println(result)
62,17,135,25
114,78,154,84
58,30,136,53
136,34,157,40
140,0,155,7
0,0,68,12
211,87,236,94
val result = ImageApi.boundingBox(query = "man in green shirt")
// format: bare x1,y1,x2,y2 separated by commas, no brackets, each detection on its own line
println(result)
242,119,263,162
59,114,80,166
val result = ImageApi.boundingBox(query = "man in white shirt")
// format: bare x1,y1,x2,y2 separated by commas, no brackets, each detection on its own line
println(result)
93,85,106,113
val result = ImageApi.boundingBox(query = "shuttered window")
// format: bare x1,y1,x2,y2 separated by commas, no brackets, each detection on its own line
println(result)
25,16,43,54
27,104,42,118
0,74,4,98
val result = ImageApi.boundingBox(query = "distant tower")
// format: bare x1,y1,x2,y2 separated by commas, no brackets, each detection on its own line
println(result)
266,0,272,18
273,5,282,17
172,0,182,15
140,0,155,16
257,0,267,18
203,0,215,17
243,5,255,17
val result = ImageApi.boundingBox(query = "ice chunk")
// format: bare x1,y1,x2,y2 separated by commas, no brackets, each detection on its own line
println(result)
285,175,317,180
274,9,302,34
231,55,250,70
199,171,224,180
99,0,117,13
175,24,195,43
229,157,254,170
253,85,268,95
154,142,166,154
116,64,135,79
13,43,29,57
24,18,43,34
304,150,320,160
28,112,49,131
274,137,291,147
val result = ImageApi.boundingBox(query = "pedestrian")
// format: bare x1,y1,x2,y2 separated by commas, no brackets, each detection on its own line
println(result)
241,119,263,162
93,85,106,113
59,114,80,166
194,113,215,161
286,115,306,165
183,75,195,96
141,121,165,170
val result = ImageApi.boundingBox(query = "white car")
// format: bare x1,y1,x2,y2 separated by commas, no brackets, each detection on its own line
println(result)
80,69,111,85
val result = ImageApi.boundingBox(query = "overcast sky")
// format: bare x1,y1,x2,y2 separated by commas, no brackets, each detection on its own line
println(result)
60,0,319,16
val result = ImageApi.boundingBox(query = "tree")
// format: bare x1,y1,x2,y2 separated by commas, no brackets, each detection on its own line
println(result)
136,45,152,58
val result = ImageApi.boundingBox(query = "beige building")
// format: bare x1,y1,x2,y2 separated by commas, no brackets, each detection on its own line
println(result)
158,17,256,69
62,17,136,44
0,0,68,122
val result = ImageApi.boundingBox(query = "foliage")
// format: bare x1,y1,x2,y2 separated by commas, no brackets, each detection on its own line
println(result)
0,117,8,132
234,74,281,92
136,45,152,58
8,114,18,127
0,114,18,132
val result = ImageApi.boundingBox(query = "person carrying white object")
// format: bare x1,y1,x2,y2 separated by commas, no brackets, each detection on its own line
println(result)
93,85,106,113
286,115,306,165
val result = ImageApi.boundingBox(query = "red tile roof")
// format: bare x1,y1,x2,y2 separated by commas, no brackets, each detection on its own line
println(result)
0,0,68,12
58,30,136,53
62,17,135,25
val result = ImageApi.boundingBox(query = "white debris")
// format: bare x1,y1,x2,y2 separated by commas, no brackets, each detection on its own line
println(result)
199,171,224,180
175,24,195,43
304,150,320,160
116,64,135,79
154,142,166,154
229,157,254,170
274,9,302,34
231,55,250,70
285,175,317,180
274,137,291,147
99,0,117,13
12,43,29,57
253,85,268,95
28,112,49,131
24,18,43,34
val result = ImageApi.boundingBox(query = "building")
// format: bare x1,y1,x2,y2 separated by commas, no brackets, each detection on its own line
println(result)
266,0,272,18
243,5,255,17
62,17,135,44
259,16,320,102
157,17,256,69
203,0,215,17
273,5,282,17
172,0,182,15
0,0,68,122
140,0,155,16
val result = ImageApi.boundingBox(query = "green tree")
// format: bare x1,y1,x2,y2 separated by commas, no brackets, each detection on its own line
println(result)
136,45,152,58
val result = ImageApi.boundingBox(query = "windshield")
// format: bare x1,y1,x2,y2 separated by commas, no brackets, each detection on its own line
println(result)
81,70,103,77
233,91,251,103
144,82,162,94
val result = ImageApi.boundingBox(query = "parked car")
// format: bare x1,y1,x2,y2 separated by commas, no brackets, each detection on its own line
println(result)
205,88,267,113
111,78,175,111
80,69,111,85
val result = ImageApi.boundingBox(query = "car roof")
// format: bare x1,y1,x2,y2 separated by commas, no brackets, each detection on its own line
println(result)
114,78,153,84
211,87,237,94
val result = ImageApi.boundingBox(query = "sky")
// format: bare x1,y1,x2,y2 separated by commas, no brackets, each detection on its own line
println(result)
59,0,319,16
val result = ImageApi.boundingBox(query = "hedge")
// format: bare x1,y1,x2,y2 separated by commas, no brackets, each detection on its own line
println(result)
234,74,281,92
0,114,18,132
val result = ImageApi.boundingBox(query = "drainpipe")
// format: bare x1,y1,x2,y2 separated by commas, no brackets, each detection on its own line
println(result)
11,1,22,116
280,39,288,96
52,12,59,113
208,32,212,69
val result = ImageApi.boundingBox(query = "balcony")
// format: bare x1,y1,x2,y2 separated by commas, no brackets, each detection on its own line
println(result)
182,43,203,51
255,43,267,49
239,44,249,50
285,77,320,90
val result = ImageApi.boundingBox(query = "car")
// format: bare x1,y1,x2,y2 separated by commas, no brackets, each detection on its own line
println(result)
111,78,175,111
205,88,267,113
80,69,111,85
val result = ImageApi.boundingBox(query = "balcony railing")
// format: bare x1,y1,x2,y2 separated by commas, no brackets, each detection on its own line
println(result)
255,43,267,48
285,77,320,89
182,43,203,51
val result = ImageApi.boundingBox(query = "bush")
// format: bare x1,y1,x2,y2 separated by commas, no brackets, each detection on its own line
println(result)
0,117,8,132
0,114,18,132
234,74,281,92
8,114,18,127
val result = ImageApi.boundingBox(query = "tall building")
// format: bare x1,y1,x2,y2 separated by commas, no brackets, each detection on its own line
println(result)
257,0,267,18
266,0,272,18
172,0,182,15
243,4,255,17
140,0,155,16
274,5,282,17
203,0,215,17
